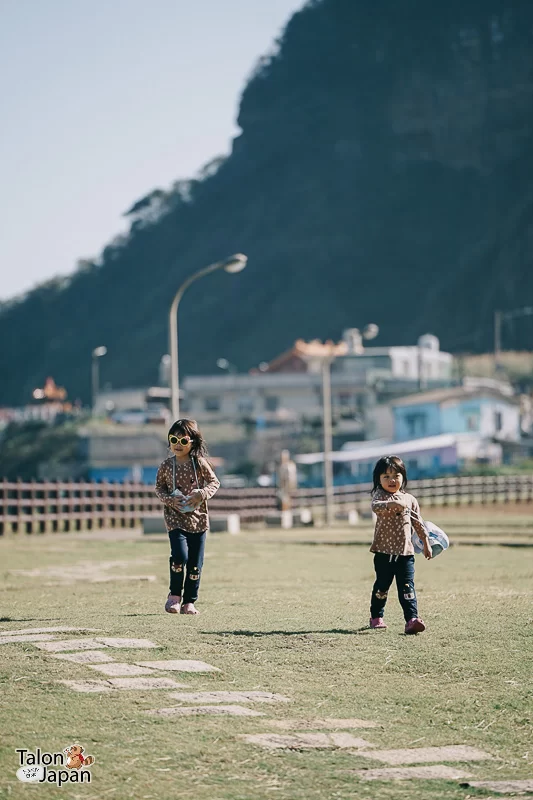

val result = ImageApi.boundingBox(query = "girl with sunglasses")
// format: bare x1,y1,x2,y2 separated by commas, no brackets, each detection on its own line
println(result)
155,419,220,615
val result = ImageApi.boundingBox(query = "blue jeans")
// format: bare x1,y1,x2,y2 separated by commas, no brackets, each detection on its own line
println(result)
370,553,418,622
168,529,206,603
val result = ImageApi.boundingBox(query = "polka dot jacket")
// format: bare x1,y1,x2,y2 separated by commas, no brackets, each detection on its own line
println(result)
370,488,427,556
155,455,221,533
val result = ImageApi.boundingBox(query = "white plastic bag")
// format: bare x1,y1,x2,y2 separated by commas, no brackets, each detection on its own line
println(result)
411,518,450,557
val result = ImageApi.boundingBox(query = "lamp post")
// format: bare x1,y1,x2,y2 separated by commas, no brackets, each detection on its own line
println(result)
91,346,107,413
321,351,335,526
169,253,248,420
322,324,379,526
494,306,533,371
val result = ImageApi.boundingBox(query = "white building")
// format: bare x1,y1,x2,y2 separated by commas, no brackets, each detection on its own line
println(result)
333,332,453,384
182,331,453,428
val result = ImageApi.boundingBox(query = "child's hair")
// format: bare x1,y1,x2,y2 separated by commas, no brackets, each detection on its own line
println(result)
372,455,408,493
168,418,210,461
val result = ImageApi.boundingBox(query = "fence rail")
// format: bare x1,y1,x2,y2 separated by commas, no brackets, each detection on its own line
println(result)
0,474,532,534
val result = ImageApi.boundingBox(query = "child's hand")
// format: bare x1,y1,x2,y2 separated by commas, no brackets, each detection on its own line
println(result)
180,489,204,510
423,539,433,560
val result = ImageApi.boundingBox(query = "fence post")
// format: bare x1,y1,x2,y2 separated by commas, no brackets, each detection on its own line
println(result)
0,478,5,536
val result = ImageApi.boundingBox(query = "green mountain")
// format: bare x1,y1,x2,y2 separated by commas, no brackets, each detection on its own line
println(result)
2,0,533,405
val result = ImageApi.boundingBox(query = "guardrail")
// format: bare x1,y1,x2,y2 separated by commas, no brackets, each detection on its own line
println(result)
0,474,532,534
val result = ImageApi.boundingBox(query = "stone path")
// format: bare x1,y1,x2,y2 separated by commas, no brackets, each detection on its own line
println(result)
148,705,264,717
240,733,376,750
168,691,290,704
464,780,533,793
270,718,378,730
0,624,515,787
360,745,493,765
60,677,188,692
135,659,220,672
349,765,474,780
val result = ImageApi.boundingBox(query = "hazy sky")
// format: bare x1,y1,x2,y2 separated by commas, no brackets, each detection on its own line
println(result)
0,0,305,300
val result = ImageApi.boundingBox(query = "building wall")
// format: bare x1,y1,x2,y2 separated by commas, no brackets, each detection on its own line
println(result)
393,402,442,440
394,396,520,442
440,397,519,441
298,444,459,487
183,373,368,424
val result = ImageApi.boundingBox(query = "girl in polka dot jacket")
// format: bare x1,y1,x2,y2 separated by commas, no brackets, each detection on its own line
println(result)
155,418,220,616
369,455,432,635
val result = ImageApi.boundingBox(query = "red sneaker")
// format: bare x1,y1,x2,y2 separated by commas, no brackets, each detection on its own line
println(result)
369,617,387,629
405,618,426,635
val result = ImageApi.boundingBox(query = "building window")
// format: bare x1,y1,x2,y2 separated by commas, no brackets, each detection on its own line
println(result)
204,396,220,412
494,411,503,432
405,412,427,438
238,396,254,413
336,393,352,407
466,413,479,431
264,396,279,412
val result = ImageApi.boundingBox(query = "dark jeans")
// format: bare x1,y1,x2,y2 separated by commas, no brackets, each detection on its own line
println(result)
168,529,207,604
370,553,418,622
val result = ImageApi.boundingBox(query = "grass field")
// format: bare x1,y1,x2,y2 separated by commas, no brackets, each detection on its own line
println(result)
1,522,532,800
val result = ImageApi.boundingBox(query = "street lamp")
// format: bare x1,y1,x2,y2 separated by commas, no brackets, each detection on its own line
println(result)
169,253,248,419
216,358,237,374
92,346,107,413
494,306,533,370
322,324,379,526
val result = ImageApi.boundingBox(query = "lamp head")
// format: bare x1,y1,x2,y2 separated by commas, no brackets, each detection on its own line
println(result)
363,324,379,341
223,253,248,274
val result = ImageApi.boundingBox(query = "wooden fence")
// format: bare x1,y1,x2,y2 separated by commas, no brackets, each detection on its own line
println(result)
1,474,532,534
0,480,278,535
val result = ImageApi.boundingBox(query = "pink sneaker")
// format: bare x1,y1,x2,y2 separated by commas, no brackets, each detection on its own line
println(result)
405,618,426,635
180,602,199,615
165,594,181,614
369,617,387,629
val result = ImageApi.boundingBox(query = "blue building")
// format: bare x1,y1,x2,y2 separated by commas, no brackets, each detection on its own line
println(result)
295,387,521,487
392,387,520,443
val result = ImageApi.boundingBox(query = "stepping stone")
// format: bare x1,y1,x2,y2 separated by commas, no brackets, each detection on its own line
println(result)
88,663,158,677
168,691,290,704
134,659,220,672
147,705,264,717
35,638,112,652
472,797,533,800
241,733,375,750
87,574,156,583
103,677,187,690
36,637,160,652
350,765,472,780
362,745,493,765
0,626,100,637
466,781,533,793
270,718,378,730
94,638,160,649
59,680,114,693
0,634,60,645
60,677,188,692
51,650,116,664
330,734,377,749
